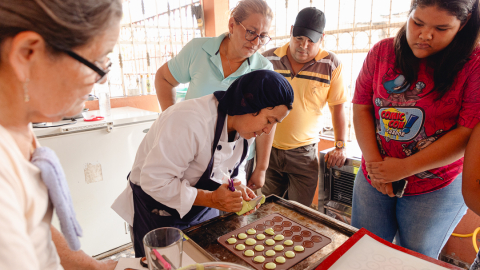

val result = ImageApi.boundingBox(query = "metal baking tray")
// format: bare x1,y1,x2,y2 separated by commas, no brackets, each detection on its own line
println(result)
182,195,358,270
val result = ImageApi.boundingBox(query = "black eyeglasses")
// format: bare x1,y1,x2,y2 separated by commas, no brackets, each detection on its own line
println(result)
64,50,112,84
237,21,271,45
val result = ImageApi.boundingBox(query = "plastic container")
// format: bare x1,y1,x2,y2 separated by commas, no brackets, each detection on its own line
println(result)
140,75,146,94
98,92,111,117
97,84,111,117
146,74,152,94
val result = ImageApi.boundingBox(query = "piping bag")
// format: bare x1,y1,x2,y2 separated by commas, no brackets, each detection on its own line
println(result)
221,169,266,215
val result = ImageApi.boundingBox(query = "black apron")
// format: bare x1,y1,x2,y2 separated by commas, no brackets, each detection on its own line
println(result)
130,108,248,257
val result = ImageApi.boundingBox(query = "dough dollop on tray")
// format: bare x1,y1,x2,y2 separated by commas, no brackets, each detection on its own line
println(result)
253,256,265,263
265,262,276,269
254,245,264,252
265,239,275,246
244,250,254,257
227,238,237,244
235,244,245,251
265,250,276,257
256,233,266,240
294,245,304,252
265,228,275,235
285,251,295,258
245,238,256,246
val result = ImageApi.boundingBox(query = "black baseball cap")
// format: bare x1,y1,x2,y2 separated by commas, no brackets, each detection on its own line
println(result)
292,7,326,43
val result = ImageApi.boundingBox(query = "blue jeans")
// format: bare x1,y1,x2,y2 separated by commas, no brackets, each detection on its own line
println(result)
352,168,467,259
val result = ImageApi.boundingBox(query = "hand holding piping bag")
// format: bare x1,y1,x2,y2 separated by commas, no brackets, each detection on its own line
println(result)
221,169,265,216
221,169,235,191
210,170,242,213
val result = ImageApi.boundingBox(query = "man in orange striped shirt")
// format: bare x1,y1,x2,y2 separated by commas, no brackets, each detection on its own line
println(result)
259,7,347,207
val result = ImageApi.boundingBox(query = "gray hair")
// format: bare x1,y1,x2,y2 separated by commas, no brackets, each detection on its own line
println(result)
0,0,123,61
230,0,273,23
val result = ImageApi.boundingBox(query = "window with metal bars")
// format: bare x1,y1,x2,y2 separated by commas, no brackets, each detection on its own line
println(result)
94,0,205,99
230,0,410,141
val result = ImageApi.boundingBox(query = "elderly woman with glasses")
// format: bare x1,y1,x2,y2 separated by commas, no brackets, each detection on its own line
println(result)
154,0,274,192
0,0,122,269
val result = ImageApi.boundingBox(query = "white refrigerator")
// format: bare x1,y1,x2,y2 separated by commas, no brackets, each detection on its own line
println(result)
33,107,159,256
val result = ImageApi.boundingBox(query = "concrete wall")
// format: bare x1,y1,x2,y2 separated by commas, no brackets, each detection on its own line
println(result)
203,0,229,37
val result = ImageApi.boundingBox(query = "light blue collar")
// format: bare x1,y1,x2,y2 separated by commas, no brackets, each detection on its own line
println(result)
202,33,228,56
204,33,252,80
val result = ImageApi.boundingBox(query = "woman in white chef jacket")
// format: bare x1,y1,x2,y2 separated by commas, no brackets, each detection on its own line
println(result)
113,70,294,257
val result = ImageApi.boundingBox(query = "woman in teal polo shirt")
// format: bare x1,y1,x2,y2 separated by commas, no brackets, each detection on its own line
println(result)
154,0,274,190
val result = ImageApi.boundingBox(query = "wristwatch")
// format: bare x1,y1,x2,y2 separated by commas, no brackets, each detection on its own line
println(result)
335,140,346,149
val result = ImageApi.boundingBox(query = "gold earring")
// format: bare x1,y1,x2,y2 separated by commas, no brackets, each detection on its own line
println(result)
24,78,30,102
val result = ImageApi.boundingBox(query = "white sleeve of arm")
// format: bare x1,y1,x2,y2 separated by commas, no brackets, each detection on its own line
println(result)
139,111,208,218
0,172,40,269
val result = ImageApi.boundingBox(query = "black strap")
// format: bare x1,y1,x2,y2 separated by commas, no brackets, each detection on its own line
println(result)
194,108,227,191
196,108,249,189
231,139,249,178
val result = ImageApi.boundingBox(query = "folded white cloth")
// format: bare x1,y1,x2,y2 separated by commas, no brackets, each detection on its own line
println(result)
31,147,83,251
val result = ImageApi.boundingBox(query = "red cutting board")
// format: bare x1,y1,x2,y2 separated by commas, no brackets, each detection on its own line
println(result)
316,228,463,270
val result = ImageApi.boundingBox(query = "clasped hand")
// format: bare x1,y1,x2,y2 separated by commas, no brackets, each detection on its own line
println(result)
365,157,411,183
365,157,410,197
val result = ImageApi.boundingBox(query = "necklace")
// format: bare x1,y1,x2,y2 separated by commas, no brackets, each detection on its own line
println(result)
223,42,233,73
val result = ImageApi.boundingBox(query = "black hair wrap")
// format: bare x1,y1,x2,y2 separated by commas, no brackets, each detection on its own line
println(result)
214,70,294,116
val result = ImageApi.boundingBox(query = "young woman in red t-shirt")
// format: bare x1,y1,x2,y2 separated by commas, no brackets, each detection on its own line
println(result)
352,0,480,258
